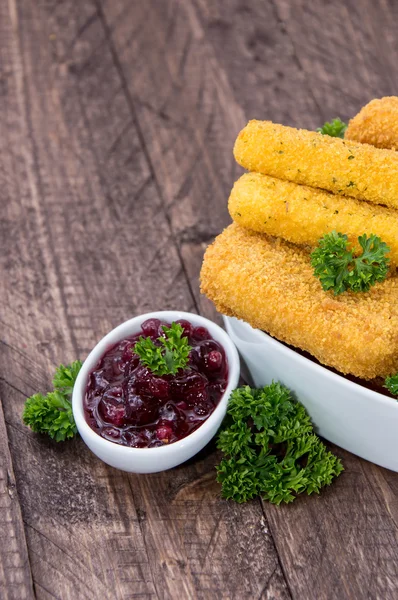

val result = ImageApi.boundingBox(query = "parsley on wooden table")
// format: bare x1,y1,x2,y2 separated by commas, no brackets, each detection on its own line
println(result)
216,383,343,505
23,361,82,441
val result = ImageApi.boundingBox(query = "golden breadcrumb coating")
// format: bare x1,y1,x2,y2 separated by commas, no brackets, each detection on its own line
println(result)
345,97,398,150
234,120,398,210
229,172,398,265
200,223,398,380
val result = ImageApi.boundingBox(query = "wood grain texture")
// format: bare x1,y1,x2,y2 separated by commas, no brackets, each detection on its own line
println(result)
127,447,289,600
192,0,321,129
265,449,398,600
273,0,398,122
99,0,247,322
1,0,398,598
0,391,34,600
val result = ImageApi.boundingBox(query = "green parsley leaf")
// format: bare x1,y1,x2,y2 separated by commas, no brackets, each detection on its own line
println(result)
22,361,82,441
310,231,390,295
384,374,398,396
134,322,190,376
216,383,343,505
23,391,77,442
316,118,347,138
52,360,83,395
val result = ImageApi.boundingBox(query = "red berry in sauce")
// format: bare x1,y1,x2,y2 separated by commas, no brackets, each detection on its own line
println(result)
175,319,193,337
193,326,210,341
98,398,126,427
102,426,122,441
194,402,212,417
126,393,159,426
206,350,223,370
141,318,162,338
185,388,210,407
133,367,170,400
156,424,174,442
170,369,207,399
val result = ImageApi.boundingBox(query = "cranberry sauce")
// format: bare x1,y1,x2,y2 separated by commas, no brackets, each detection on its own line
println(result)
84,319,229,448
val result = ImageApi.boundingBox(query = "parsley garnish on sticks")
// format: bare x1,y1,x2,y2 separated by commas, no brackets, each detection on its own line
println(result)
317,118,348,138
310,231,390,295
216,383,343,505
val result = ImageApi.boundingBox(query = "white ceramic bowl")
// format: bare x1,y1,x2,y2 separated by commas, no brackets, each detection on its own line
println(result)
224,316,398,472
72,311,240,473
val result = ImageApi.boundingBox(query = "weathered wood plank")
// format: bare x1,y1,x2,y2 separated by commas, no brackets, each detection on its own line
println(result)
266,448,398,600
127,448,289,600
191,0,321,129
273,0,398,122
0,0,193,596
1,0,287,598
99,0,245,321
0,0,37,596
0,385,34,600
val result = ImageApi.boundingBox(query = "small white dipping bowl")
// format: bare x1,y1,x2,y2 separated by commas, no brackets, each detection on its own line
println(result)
224,316,398,472
72,311,240,473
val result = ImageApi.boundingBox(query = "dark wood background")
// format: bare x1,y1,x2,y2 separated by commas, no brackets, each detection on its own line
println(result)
1,1,398,598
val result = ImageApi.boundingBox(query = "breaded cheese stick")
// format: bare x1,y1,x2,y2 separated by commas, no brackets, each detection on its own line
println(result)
229,172,398,265
345,97,398,150
233,120,398,210
200,223,398,380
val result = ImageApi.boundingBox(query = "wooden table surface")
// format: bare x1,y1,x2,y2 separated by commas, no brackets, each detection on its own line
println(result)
2,1,398,599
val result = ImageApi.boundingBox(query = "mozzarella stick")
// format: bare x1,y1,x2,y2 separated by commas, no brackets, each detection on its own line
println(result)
200,223,398,380
345,97,398,150
234,120,398,209
229,172,398,265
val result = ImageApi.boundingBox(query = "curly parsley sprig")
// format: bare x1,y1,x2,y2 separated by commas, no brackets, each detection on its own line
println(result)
23,361,82,441
52,361,83,395
316,118,347,138
310,231,390,295
134,322,190,375
216,383,343,505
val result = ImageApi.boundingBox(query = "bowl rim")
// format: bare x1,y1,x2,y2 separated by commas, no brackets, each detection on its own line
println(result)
225,316,398,408
72,310,240,456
